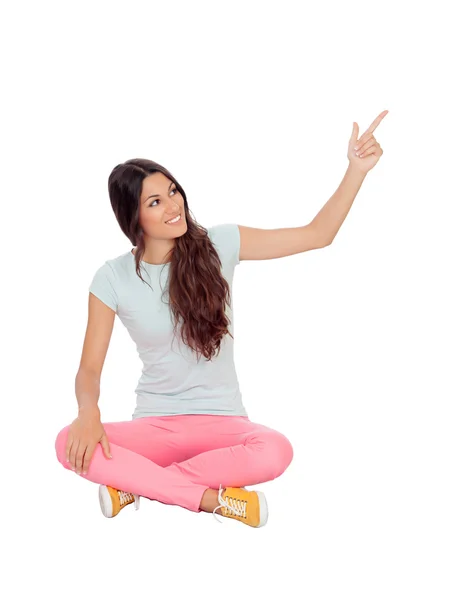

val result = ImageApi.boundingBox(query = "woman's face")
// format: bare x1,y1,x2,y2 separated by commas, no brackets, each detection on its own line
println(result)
138,171,187,239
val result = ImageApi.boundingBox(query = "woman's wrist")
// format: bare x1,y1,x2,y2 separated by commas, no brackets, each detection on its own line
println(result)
78,406,101,419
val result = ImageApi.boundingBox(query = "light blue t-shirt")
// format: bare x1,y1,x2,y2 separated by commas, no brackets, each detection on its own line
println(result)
88,223,248,420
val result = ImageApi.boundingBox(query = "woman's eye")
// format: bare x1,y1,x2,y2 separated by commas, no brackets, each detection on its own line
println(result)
149,188,177,207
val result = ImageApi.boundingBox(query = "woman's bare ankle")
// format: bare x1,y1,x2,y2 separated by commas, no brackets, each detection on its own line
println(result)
199,488,221,513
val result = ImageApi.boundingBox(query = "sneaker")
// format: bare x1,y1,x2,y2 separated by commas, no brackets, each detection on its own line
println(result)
99,484,140,518
213,484,268,527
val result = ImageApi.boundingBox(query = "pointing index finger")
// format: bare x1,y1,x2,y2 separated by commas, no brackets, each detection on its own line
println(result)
355,110,389,147
366,110,389,134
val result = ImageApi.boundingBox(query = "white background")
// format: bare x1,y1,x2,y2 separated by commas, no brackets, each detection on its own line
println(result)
2,1,463,598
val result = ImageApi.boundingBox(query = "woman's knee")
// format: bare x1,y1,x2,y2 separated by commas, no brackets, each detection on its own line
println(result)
272,431,294,474
253,430,294,478
55,425,71,466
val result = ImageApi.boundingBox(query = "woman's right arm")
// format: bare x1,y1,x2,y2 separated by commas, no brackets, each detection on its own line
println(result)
66,293,117,473
75,292,116,417
75,368,101,418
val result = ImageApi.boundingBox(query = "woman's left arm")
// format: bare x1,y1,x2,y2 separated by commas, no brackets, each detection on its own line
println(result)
308,109,388,245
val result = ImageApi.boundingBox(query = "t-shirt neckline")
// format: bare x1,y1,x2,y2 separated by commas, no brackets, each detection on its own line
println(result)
130,249,170,267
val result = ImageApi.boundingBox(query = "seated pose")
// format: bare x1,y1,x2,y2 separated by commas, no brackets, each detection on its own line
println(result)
54,157,333,527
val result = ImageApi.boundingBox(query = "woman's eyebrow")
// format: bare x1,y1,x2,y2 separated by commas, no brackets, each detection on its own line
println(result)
144,181,174,203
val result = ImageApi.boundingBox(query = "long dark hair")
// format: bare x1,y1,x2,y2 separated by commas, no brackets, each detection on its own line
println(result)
107,158,233,362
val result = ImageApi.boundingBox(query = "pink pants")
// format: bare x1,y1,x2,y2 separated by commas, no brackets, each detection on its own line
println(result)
55,414,294,513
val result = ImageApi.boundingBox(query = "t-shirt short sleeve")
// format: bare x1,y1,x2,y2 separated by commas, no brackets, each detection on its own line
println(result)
209,223,241,267
88,262,118,313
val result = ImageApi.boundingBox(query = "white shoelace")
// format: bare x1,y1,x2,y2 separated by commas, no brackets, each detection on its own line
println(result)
119,490,140,511
213,484,247,524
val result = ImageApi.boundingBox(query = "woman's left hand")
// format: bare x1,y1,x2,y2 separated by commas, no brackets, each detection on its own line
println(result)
348,110,389,174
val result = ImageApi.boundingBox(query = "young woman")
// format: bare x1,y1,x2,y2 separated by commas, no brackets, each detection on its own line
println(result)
54,115,385,528
54,158,296,528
